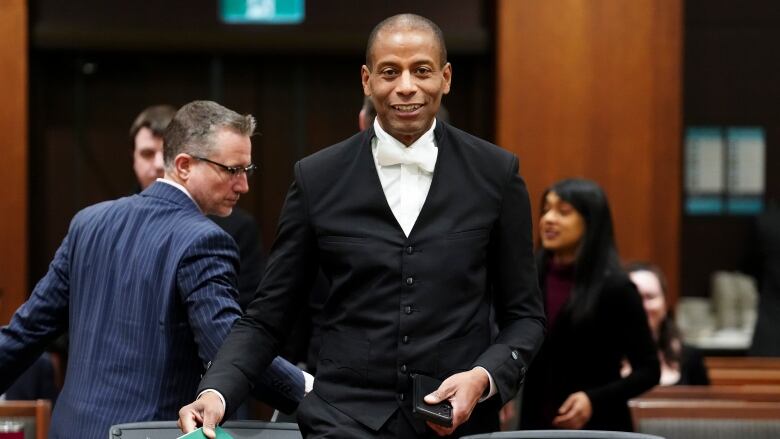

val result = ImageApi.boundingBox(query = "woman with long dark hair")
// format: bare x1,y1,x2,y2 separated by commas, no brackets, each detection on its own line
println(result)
624,262,709,386
520,178,660,431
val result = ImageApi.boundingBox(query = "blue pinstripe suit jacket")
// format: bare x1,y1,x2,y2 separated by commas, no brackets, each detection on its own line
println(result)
0,182,303,439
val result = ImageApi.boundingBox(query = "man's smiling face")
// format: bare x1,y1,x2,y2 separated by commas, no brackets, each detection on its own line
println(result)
361,27,451,146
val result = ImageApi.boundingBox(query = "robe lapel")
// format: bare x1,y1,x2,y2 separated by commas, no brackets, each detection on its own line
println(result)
408,122,449,240
355,127,407,238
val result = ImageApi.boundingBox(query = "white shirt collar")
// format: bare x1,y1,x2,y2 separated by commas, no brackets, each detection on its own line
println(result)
373,118,438,173
156,178,198,208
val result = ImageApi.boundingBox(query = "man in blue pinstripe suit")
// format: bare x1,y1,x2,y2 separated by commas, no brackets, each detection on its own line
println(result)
0,100,307,438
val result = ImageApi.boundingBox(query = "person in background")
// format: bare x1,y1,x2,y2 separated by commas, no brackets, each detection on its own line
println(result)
130,105,173,190
130,105,265,309
625,262,709,385
520,178,660,431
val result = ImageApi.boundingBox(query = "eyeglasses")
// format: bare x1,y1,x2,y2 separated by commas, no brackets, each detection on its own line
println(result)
192,156,257,178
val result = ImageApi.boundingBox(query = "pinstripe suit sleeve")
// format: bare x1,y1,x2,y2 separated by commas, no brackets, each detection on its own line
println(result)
0,233,71,393
176,229,243,363
177,229,304,409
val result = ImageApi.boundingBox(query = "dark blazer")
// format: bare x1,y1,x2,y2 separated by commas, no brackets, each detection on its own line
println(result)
200,122,546,435
521,271,660,432
0,182,303,439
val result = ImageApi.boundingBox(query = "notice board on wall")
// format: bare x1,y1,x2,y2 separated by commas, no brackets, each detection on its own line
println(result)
685,126,765,215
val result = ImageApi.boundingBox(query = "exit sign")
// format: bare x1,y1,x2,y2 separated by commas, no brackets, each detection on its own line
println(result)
221,0,305,24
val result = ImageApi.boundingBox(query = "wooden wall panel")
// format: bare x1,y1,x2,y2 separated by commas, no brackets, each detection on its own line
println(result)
497,0,682,303
0,0,28,323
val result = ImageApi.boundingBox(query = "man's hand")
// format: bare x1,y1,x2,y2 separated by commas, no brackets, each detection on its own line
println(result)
423,368,489,436
178,392,225,439
551,391,592,430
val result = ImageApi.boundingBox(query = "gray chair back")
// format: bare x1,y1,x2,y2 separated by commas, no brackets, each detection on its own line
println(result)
109,420,301,438
462,431,664,439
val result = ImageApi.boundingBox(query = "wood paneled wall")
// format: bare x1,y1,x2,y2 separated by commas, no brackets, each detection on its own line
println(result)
496,1,682,303
0,0,28,323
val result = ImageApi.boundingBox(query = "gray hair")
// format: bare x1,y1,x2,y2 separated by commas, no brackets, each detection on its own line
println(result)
163,100,256,169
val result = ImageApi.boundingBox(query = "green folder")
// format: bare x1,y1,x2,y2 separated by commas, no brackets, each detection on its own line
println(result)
177,426,234,439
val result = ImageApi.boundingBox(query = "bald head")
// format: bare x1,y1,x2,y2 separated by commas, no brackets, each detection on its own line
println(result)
365,13,447,70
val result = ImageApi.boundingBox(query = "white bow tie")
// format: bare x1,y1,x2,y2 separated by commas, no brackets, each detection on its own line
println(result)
376,139,438,173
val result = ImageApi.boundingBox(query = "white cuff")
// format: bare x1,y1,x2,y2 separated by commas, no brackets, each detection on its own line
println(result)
198,389,226,411
473,366,497,402
303,370,315,395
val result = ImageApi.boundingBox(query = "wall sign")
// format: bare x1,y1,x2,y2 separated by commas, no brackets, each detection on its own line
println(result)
684,126,765,215
221,0,305,24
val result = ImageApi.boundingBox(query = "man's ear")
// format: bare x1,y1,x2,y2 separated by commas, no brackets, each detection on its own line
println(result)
442,62,452,95
173,153,193,181
361,65,372,97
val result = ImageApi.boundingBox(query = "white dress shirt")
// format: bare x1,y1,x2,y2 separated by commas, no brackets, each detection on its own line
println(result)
371,119,438,237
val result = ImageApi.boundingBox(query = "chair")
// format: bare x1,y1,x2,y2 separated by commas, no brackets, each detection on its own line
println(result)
109,420,301,438
630,398,780,439
461,431,663,438
0,399,51,439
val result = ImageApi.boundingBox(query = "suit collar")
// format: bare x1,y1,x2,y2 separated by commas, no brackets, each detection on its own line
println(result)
433,118,448,145
410,121,449,239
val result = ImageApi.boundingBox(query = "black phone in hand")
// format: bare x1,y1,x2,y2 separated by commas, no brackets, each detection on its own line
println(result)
412,374,453,427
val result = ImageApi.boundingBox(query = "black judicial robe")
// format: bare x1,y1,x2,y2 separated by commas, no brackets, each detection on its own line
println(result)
200,122,546,434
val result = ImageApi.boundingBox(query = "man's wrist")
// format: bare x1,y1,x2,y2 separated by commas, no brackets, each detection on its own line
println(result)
472,368,489,394
472,366,496,402
198,389,226,411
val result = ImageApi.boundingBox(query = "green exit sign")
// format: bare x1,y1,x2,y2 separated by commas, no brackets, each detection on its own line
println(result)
221,0,305,24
